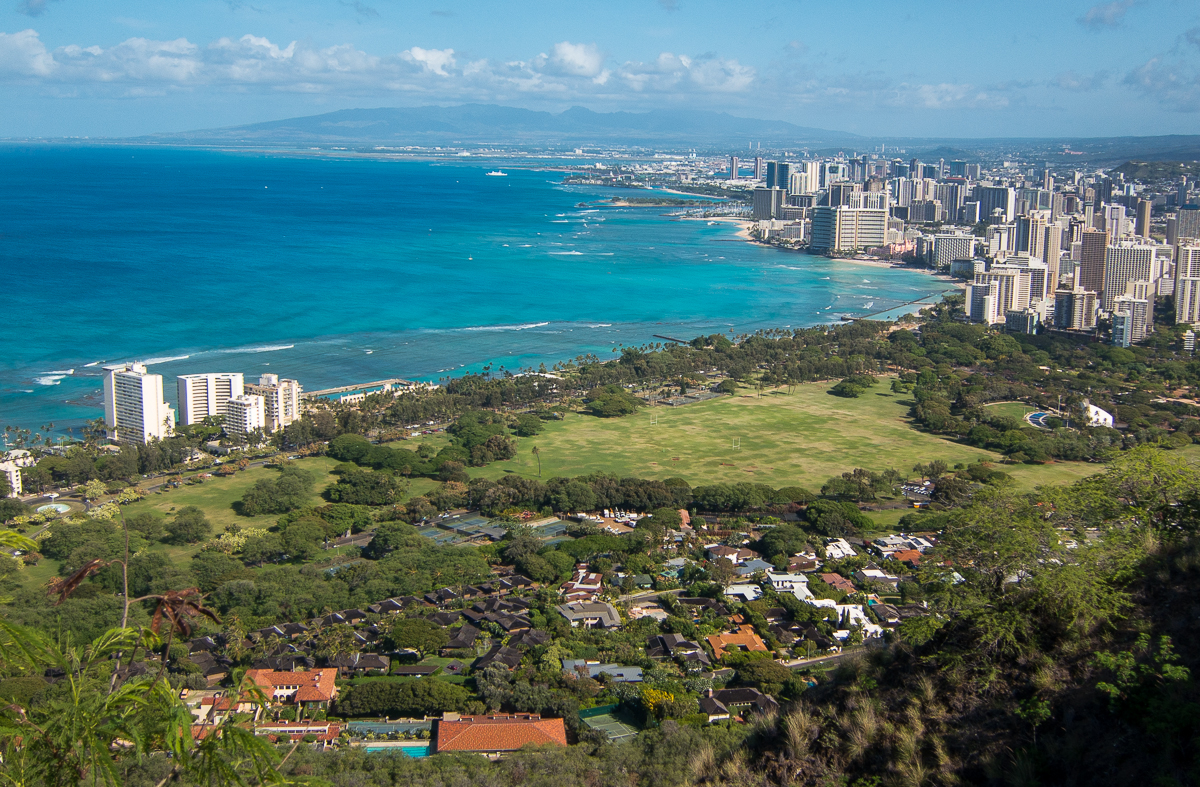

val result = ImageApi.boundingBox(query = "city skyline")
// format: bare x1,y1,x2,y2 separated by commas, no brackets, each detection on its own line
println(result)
2,0,1199,139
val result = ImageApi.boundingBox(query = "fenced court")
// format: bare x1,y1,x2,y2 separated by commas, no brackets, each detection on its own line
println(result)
580,705,639,741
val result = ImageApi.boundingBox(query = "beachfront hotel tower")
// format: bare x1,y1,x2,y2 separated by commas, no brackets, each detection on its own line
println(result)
245,374,303,432
103,363,176,444
177,372,244,426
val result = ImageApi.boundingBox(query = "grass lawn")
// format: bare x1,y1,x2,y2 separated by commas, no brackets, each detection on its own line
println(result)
983,401,1038,421
475,381,1000,490
120,456,346,535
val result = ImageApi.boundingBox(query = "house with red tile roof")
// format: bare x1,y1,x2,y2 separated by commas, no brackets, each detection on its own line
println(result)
891,549,923,566
433,713,567,756
243,668,339,709
821,573,858,594
256,721,343,749
706,624,770,661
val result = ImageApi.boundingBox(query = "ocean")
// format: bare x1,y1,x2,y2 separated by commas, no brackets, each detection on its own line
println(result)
0,145,950,435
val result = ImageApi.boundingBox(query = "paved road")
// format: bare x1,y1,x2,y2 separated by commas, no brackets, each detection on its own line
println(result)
777,648,864,669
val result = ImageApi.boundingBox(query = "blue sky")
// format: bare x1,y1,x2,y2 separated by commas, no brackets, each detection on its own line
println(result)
2,0,1199,138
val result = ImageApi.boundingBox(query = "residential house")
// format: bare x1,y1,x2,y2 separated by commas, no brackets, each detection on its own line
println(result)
560,565,605,602
677,597,730,617
765,571,814,600
561,660,643,683
243,668,338,710
706,545,759,564
474,644,524,671
556,602,621,629
430,610,463,627
724,583,763,602
432,713,567,756
506,629,551,649
699,688,779,721
735,558,776,576
825,538,857,560
820,573,857,595
854,565,901,590
327,653,390,678
390,664,441,678
891,549,923,567
646,633,711,669
442,623,481,653
256,720,342,749
706,625,770,661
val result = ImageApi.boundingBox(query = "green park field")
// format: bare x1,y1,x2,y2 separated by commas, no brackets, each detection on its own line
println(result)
983,401,1038,421
478,382,1009,490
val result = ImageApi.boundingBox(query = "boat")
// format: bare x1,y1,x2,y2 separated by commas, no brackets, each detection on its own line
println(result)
486,170,507,177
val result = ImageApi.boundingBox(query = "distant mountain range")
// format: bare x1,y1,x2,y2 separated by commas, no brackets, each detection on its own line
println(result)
147,104,860,147
140,103,1200,165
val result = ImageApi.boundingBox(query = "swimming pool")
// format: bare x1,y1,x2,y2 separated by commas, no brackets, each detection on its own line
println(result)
363,743,430,757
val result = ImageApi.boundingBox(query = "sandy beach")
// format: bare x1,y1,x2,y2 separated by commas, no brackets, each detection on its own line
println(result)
680,215,753,239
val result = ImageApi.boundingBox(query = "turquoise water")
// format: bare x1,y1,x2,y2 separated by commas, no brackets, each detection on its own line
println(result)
363,744,430,757
0,146,948,434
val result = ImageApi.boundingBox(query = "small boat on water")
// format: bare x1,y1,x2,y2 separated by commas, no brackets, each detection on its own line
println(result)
486,170,507,177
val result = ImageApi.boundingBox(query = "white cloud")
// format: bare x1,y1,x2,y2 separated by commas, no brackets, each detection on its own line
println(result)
1124,57,1200,111
617,52,754,92
0,29,55,76
0,29,761,104
1078,0,1134,30
402,46,455,76
549,41,604,78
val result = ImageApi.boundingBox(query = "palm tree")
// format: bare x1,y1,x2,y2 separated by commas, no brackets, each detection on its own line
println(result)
532,446,541,477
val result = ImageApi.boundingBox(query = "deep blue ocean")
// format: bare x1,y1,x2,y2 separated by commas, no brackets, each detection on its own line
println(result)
0,146,949,435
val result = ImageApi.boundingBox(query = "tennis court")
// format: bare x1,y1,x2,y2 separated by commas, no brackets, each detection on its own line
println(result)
581,710,639,741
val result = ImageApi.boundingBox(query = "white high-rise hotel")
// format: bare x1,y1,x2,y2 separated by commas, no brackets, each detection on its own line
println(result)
245,374,303,432
103,363,175,444
177,373,244,425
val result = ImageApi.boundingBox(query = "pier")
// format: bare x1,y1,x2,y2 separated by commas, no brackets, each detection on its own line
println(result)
303,378,414,399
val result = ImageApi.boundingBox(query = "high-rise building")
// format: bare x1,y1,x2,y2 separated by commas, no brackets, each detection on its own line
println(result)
224,394,266,442
1078,229,1110,302
1111,281,1153,347
753,157,765,181
1102,242,1155,311
975,185,1016,222
1042,222,1064,296
809,206,888,253
828,182,861,207
177,373,245,426
1178,205,1200,241
1135,199,1152,238
1175,244,1200,326
766,161,791,191
967,265,1030,323
1184,329,1196,355
1054,287,1098,331
1015,213,1048,258
729,156,739,181
104,363,175,444
932,234,976,271
1104,204,1130,238
245,373,303,432
752,188,785,220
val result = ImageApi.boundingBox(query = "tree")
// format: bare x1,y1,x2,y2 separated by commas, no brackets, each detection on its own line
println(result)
238,465,315,516
513,414,543,437
82,478,108,501
335,678,470,718
532,446,541,477
382,617,449,657
362,520,420,560
0,612,281,787
325,469,408,506
165,506,212,545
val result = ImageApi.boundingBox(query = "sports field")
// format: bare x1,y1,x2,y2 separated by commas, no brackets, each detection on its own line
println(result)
983,401,1038,421
477,382,1000,490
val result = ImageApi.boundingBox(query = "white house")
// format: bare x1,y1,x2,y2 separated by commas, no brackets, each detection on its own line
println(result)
825,538,858,560
765,571,814,600
724,583,763,602
1085,403,1114,428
